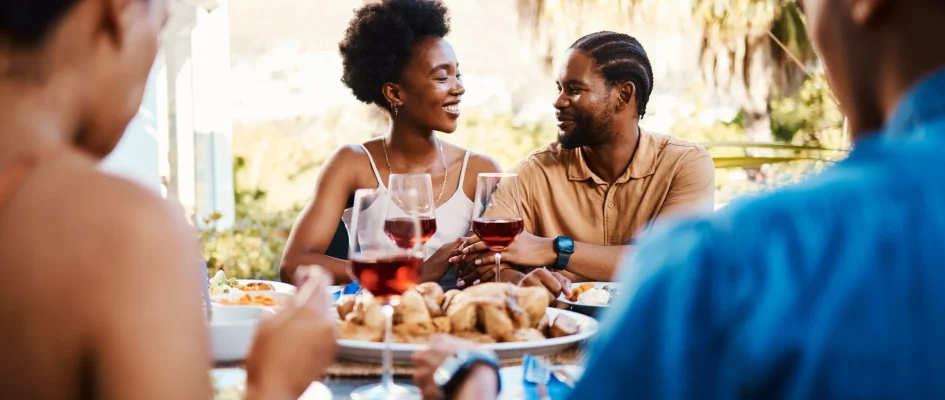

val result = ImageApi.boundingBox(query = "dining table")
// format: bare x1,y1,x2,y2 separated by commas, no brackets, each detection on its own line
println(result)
212,345,585,399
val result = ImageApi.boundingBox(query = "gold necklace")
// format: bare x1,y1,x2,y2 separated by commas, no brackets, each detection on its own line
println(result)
382,137,448,205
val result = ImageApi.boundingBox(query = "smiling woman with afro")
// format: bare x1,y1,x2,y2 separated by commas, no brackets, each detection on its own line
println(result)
280,0,501,296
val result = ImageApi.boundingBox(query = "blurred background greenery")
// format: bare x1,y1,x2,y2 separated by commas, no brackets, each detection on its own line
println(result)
202,0,848,280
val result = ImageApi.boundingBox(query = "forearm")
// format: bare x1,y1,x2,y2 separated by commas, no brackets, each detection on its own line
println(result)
530,238,630,282
566,242,631,281
454,365,500,400
280,251,351,285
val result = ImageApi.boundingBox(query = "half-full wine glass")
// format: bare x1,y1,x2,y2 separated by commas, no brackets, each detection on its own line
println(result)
348,189,424,400
386,173,437,251
471,173,524,283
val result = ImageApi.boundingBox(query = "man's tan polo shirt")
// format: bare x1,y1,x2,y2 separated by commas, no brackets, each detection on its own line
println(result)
487,130,715,248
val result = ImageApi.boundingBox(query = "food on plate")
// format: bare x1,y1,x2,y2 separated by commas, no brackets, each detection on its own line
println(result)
576,288,610,305
567,283,618,306
337,282,580,344
237,281,275,292
208,270,276,296
568,283,595,301
550,314,579,338
209,270,241,296
219,293,277,306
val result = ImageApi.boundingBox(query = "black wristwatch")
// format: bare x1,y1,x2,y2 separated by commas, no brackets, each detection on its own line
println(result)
434,349,501,397
552,236,575,271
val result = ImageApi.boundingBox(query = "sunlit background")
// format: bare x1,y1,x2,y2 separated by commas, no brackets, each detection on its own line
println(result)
102,0,849,283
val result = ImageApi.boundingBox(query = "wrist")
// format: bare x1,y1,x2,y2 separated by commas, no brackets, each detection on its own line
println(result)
420,259,449,283
541,237,558,266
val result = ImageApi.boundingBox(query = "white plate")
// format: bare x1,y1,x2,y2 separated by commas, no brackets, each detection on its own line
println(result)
235,279,297,294
337,308,598,365
557,282,620,316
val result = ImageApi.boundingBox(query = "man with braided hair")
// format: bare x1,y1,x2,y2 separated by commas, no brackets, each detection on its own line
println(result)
452,31,715,288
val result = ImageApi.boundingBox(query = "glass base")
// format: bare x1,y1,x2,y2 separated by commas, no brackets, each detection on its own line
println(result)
350,383,420,400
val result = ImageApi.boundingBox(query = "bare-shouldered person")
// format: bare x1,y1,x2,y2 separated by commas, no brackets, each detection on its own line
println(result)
280,0,500,288
0,1,337,399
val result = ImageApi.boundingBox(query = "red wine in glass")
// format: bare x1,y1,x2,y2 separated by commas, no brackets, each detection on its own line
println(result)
472,217,524,251
350,251,423,305
384,217,437,249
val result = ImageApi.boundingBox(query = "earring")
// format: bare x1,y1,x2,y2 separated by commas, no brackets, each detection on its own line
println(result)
393,104,399,116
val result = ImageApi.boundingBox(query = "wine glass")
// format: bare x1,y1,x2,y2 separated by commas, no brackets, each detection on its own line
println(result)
386,173,437,252
348,188,423,400
471,173,524,283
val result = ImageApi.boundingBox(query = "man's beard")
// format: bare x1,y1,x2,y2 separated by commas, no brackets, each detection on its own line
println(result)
557,107,614,150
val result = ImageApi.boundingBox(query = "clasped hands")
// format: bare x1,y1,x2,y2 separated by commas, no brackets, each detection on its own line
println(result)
447,232,571,302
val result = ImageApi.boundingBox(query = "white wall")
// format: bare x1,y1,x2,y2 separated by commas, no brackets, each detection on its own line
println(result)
100,59,165,193
101,0,235,229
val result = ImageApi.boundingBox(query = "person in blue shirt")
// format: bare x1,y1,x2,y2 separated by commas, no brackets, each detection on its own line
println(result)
408,0,945,398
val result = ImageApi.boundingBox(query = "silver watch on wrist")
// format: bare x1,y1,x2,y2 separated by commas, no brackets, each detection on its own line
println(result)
433,348,502,396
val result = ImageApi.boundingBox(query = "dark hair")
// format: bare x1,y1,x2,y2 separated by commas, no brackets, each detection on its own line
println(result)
339,0,450,111
0,1,80,48
569,31,654,118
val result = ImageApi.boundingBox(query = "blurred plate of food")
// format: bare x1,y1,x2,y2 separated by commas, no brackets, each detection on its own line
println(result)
556,282,620,316
208,270,300,307
335,282,599,364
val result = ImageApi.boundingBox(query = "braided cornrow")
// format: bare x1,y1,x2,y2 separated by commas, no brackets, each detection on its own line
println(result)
570,31,654,118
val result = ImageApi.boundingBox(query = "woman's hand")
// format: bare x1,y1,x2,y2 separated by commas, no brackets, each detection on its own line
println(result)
245,267,338,400
420,238,467,283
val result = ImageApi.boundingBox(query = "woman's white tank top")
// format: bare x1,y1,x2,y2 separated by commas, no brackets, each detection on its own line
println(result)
341,145,474,289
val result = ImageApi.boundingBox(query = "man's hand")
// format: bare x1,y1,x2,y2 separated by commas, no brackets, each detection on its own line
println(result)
519,268,572,303
449,232,556,268
412,335,480,400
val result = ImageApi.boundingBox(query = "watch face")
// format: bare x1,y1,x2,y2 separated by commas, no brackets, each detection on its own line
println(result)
557,236,575,253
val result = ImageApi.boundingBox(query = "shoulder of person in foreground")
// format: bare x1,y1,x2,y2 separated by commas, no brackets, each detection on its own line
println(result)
40,162,212,399
570,157,921,398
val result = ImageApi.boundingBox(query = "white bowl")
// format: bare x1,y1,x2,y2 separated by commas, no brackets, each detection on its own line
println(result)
209,305,275,362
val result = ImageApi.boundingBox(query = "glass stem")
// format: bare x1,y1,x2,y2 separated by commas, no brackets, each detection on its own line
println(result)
381,304,394,391
495,252,502,283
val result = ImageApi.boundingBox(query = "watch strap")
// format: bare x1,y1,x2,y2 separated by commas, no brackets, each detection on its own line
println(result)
553,236,574,271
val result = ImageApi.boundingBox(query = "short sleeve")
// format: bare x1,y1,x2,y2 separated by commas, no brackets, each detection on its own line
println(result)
569,217,745,399
657,147,716,221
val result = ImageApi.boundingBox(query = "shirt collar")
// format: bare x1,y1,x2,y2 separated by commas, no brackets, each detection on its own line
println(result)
884,67,945,139
567,128,660,184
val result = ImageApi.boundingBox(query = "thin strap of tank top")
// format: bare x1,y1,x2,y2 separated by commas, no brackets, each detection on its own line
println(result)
457,150,472,189
0,151,44,210
359,144,386,189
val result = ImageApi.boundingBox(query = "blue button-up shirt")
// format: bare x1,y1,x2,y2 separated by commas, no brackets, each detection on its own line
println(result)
572,68,945,399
